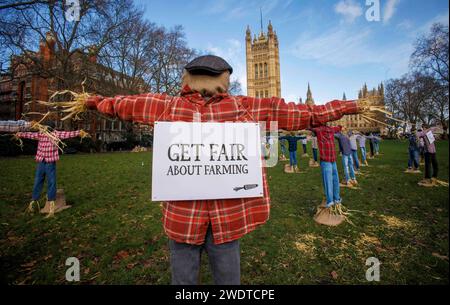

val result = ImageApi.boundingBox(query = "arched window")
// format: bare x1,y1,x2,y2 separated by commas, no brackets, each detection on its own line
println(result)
264,63,268,78
255,64,258,79
256,91,259,98
265,90,269,98
259,63,263,78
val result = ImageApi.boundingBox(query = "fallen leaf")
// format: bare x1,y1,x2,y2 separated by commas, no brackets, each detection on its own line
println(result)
115,250,129,261
432,253,449,261
331,271,338,280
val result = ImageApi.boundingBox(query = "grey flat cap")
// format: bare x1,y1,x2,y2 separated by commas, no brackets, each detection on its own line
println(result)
185,55,233,75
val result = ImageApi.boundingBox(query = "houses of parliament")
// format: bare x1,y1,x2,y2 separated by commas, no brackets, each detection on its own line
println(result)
245,21,386,133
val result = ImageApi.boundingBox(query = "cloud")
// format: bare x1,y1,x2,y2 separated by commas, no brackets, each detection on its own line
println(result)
290,27,412,74
397,20,413,31
334,0,363,23
383,0,400,24
418,12,449,34
201,0,283,20
206,39,247,93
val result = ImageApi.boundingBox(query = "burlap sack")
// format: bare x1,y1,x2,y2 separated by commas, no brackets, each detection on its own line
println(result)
284,164,294,173
313,205,345,226
40,189,71,214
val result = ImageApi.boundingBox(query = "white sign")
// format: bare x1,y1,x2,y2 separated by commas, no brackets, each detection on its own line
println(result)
151,122,264,201
426,130,435,144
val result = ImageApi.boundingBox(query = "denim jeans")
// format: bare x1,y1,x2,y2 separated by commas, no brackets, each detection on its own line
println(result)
169,226,240,285
351,149,360,170
360,147,367,162
408,147,419,169
289,151,297,166
312,148,318,162
302,144,307,154
374,142,379,153
320,161,341,206
342,154,356,182
32,161,56,201
424,152,438,178
280,144,286,157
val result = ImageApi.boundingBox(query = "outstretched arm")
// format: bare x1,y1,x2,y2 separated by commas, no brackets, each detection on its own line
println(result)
15,132,39,140
85,93,170,126
54,130,89,140
244,97,358,131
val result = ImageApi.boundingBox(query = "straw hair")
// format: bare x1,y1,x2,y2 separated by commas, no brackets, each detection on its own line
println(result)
38,79,90,121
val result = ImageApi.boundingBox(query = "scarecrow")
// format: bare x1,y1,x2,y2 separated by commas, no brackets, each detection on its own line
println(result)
46,55,381,284
279,131,306,173
10,119,89,218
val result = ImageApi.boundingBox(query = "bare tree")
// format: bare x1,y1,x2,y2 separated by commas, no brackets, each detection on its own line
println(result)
229,79,243,96
411,23,449,87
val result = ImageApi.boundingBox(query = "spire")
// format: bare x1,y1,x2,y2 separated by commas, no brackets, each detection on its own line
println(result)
342,92,347,101
306,83,315,106
246,25,251,41
362,83,368,98
260,7,263,34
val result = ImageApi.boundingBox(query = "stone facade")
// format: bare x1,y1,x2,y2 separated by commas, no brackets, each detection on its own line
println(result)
245,21,281,98
329,83,386,134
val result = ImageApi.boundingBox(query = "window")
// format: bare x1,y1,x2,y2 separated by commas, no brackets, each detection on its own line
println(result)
255,64,258,79
265,90,269,98
256,91,259,98
264,63,268,78
259,63,263,79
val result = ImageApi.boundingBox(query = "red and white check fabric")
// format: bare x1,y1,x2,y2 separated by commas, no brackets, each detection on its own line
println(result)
87,85,358,245
16,130,81,162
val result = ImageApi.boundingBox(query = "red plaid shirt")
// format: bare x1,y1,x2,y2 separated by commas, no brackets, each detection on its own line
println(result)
87,86,358,244
311,125,342,162
16,130,81,162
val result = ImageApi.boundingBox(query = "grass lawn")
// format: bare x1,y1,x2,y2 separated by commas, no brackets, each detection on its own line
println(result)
0,140,448,285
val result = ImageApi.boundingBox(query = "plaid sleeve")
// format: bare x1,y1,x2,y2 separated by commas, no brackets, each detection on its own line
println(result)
86,93,170,125
309,100,358,127
55,130,81,139
16,132,39,140
246,97,358,130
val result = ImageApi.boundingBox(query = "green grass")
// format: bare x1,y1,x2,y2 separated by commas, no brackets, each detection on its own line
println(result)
0,140,448,284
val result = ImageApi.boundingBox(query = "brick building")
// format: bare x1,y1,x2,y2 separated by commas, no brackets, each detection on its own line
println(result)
0,32,151,144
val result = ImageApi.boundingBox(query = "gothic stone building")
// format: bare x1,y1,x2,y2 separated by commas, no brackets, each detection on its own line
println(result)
245,21,281,98
329,83,386,134
244,21,386,134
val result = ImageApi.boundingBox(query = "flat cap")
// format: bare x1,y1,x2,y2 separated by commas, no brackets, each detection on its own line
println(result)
184,55,233,75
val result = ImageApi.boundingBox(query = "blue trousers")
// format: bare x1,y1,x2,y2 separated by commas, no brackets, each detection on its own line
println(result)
320,161,341,206
312,148,318,162
169,226,240,285
374,142,380,153
289,151,297,166
302,144,307,154
32,161,56,201
408,148,419,169
280,144,286,157
342,154,356,182
360,147,367,162
351,149,360,170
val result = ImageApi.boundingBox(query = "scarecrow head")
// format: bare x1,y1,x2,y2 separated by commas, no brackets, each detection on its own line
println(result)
182,55,233,97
